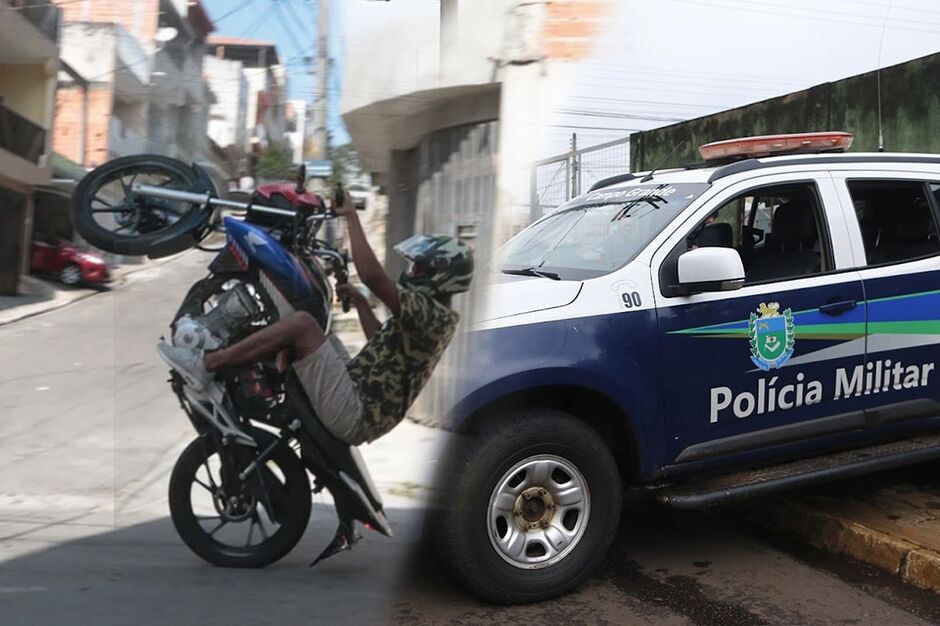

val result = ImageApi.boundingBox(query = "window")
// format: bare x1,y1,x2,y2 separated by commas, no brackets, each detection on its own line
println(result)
662,182,831,292
848,181,940,265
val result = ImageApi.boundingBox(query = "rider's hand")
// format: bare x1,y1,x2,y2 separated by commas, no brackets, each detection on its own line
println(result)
333,193,356,218
336,283,367,306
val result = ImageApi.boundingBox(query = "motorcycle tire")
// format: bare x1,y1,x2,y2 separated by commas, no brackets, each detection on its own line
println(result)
169,430,312,568
71,154,201,256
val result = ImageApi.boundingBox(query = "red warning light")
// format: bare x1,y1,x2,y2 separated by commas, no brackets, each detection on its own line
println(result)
699,132,854,162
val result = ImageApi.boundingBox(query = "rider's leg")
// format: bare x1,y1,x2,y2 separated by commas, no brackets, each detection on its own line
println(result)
205,310,325,371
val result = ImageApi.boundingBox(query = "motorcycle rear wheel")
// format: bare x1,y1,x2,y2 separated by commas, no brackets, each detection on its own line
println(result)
71,154,202,255
169,430,312,568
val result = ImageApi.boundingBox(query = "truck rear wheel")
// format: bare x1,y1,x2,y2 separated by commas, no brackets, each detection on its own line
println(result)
434,409,622,604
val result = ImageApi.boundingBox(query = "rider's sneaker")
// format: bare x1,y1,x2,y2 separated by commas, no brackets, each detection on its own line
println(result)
157,341,212,391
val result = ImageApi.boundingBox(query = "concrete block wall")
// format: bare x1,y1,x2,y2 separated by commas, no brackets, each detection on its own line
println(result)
541,0,610,61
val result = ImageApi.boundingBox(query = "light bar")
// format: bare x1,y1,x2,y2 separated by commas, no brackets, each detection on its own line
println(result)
699,132,854,162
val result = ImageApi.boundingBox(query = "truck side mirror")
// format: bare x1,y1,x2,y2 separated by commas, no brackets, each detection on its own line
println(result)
676,247,745,294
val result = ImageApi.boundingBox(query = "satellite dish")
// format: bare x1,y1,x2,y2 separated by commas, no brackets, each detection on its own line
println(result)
155,27,178,43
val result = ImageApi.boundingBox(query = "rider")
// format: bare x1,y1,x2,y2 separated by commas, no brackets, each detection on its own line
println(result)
157,194,474,445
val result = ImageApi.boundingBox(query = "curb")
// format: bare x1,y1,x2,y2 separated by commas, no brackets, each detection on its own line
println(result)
744,498,940,595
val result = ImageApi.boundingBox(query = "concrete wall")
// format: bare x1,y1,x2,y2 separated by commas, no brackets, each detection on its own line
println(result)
630,52,940,172
0,63,53,126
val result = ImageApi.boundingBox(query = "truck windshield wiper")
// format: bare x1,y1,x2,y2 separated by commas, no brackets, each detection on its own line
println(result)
502,267,562,280
611,195,666,222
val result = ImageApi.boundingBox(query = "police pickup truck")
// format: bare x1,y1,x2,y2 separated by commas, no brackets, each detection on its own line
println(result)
433,133,940,604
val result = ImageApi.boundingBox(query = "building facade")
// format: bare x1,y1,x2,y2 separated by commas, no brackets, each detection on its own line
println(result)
0,0,61,294
206,36,287,160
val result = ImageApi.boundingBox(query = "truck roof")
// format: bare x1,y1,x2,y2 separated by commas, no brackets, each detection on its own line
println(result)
595,152,940,192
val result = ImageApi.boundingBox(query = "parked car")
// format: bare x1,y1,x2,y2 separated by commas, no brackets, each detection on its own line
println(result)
436,132,940,604
31,236,110,286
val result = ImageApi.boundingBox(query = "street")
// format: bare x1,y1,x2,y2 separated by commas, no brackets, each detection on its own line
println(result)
395,498,940,625
1,251,939,625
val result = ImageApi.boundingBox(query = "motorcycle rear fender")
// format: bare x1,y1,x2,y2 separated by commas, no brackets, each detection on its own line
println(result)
285,375,391,535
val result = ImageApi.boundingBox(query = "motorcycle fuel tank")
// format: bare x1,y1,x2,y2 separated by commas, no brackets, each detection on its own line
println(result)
222,217,315,302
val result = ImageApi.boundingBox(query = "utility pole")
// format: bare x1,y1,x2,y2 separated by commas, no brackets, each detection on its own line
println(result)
311,0,330,160
440,0,458,77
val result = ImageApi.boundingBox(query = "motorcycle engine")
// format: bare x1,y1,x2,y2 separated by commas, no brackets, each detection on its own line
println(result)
174,283,261,350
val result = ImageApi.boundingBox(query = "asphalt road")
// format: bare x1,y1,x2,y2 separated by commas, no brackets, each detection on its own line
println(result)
0,251,938,625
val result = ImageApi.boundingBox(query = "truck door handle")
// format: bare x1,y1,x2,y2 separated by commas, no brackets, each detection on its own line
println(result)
819,300,857,316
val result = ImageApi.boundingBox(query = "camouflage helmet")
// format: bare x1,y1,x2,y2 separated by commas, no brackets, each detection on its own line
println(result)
394,234,474,296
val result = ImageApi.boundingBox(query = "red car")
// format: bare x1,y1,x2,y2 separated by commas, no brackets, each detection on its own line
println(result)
30,238,111,286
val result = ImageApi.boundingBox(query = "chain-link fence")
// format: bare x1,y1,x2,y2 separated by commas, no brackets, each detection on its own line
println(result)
528,135,632,224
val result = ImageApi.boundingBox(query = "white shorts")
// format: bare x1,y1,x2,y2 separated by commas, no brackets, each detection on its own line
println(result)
292,334,366,445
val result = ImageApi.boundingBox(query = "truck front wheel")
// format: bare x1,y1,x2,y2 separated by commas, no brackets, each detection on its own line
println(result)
435,409,622,604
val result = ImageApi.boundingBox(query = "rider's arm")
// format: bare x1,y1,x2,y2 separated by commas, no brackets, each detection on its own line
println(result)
338,199,401,317
344,286,381,339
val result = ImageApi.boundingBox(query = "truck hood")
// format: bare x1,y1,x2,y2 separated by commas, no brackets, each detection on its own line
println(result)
476,273,583,322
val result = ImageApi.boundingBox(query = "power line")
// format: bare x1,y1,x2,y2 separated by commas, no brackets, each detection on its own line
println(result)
273,0,311,58
660,0,940,36
212,0,256,23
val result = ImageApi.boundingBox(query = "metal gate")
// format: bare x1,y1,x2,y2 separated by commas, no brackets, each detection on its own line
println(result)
528,134,631,224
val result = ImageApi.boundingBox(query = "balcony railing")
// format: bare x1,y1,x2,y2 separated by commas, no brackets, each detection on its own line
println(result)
7,1,61,43
0,100,46,164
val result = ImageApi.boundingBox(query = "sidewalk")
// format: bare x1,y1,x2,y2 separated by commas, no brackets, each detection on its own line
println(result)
744,462,940,595
0,257,173,327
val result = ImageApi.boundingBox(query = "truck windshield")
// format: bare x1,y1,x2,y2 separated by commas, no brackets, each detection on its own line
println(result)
501,183,710,280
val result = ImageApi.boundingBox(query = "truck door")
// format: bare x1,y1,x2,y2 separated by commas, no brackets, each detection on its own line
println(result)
835,173,940,423
652,175,867,465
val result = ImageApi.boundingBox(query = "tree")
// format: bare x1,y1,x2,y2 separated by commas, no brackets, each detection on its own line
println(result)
254,143,294,181
328,143,362,187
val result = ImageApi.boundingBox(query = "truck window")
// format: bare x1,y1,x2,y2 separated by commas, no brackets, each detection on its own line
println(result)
678,182,831,285
848,180,940,265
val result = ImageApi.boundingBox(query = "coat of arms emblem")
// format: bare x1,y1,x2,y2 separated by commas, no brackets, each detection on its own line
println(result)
748,302,795,371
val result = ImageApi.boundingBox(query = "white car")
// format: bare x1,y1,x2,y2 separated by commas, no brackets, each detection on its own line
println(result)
435,132,940,603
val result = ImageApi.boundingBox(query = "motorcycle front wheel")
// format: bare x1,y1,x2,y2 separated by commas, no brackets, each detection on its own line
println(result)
168,430,312,567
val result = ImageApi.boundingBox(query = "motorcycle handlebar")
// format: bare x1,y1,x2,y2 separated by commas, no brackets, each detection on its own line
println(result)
132,183,338,221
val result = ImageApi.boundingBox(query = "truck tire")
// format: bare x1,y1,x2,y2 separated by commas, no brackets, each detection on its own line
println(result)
434,409,622,604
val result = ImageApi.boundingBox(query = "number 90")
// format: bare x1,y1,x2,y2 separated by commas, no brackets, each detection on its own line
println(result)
622,291,642,309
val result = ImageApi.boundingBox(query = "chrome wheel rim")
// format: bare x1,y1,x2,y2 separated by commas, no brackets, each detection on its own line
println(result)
487,454,590,569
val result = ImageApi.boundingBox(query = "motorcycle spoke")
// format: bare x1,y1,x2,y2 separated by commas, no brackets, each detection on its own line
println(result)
202,454,220,491
253,509,270,541
193,476,214,494
92,195,112,207
246,518,255,547
207,519,228,536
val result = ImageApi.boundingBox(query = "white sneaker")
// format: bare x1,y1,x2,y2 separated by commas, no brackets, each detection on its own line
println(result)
157,341,212,391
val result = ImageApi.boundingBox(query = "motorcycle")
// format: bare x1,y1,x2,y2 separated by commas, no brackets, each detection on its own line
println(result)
70,154,390,567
